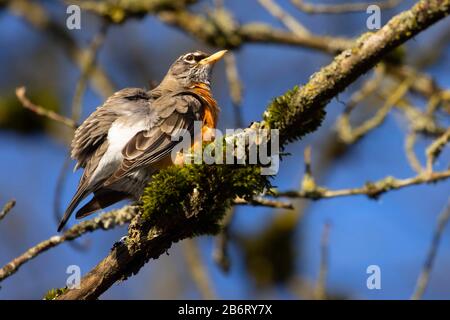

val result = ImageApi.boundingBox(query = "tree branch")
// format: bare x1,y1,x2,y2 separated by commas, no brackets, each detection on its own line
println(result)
55,0,450,300
291,0,403,14
15,87,77,129
0,199,15,222
275,170,450,200
0,206,137,283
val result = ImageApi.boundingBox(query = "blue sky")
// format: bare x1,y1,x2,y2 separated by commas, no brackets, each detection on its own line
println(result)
0,0,449,299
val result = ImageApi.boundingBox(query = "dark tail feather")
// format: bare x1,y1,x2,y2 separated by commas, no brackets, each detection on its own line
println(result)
75,189,128,219
57,188,89,232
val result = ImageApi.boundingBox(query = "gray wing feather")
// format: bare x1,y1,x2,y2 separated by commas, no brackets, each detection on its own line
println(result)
71,88,152,170
106,92,201,183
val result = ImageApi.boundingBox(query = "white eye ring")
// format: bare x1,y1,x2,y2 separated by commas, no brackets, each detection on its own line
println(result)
184,54,195,63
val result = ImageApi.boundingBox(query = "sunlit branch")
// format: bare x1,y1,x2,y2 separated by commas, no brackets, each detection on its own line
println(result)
0,199,15,222
0,206,137,283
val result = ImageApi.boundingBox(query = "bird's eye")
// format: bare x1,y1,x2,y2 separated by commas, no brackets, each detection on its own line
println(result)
184,54,195,63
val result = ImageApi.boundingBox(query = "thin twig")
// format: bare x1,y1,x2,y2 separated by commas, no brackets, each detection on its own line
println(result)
315,221,331,300
258,0,310,36
394,98,445,137
275,170,450,200
0,206,137,283
213,209,235,273
15,87,77,129
71,24,108,122
337,79,412,144
183,239,216,299
292,0,403,14
224,53,244,127
233,197,293,209
411,199,450,300
405,131,424,173
7,0,115,98
343,64,386,114
0,199,16,222
426,127,450,174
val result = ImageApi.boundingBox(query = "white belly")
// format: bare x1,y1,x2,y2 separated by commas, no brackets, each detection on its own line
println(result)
90,120,147,183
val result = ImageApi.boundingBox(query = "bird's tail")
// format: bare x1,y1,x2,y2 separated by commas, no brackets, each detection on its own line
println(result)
75,189,128,219
57,187,89,232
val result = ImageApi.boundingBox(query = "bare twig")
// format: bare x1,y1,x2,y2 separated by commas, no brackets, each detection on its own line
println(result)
405,131,424,173
15,87,77,129
0,199,16,222
233,197,293,209
224,53,244,127
337,78,412,144
275,170,450,200
258,0,310,36
394,98,445,137
0,206,137,283
6,0,115,98
183,239,216,299
71,24,109,122
426,127,450,174
343,64,386,114
213,209,235,273
55,25,109,234
315,221,331,300
411,199,450,300
292,0,403,14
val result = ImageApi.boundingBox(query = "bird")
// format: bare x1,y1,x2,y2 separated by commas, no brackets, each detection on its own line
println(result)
57,50,227,232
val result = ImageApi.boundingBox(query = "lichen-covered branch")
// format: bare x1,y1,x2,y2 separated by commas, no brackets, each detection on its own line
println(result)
275,169,450,200
0,206,137,283
56,0,450,300
263,0,450,146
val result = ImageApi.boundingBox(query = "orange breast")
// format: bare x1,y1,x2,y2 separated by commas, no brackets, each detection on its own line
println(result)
191,83,219,130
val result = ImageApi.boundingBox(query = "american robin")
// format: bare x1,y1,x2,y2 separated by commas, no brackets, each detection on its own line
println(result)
57,50,227,231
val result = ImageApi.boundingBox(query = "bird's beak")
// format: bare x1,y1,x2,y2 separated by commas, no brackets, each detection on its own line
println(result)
199,50,228,65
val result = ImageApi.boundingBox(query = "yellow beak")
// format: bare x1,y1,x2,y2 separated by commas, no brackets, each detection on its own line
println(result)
199,50,228,65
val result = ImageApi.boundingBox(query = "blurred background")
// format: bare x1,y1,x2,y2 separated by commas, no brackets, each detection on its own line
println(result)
0,0,449,299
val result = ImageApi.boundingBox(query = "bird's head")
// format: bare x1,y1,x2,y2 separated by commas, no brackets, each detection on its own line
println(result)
159,50,227,91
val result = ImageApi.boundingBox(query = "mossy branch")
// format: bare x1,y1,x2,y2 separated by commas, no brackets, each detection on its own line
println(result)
56,0,450,300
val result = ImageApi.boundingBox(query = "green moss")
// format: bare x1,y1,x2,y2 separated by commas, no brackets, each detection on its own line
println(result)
140,163,271,236
43,287,68,300
263,85,326,145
